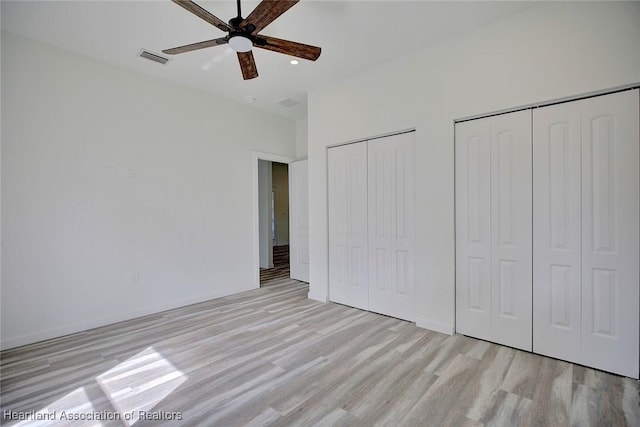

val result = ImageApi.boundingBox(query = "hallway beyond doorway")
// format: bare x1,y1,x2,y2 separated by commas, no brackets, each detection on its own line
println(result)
260,245,290,286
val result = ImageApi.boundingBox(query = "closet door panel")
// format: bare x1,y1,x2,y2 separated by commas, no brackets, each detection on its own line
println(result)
328,147,349,305
348,146,369,308
328,143,368,310
532,103,582,361
368,132,416,321
455,119,492,340
490,110,533,351
580,90,639,378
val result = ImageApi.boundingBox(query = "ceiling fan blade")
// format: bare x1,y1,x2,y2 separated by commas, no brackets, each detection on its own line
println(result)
237,51,258,80
254,35,321,61
241,0,299,34
163,37,228,55
171,0,231,32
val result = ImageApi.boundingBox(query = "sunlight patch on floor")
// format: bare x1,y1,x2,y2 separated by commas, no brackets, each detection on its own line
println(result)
10,347,187,426
13,387,98,426
96,346,187,425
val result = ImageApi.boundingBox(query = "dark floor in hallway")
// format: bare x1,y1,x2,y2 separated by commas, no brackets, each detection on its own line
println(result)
260,245,290,286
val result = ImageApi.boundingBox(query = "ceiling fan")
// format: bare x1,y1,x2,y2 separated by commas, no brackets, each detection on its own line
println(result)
163,0,321,80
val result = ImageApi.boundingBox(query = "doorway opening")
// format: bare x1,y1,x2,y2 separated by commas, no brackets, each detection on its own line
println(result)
258,160,290,286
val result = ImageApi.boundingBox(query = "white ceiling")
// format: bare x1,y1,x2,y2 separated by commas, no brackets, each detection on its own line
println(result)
1,1,537,120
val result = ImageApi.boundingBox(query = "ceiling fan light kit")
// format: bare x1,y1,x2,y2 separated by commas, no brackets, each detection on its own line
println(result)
163,0,321,80
228,36,253,53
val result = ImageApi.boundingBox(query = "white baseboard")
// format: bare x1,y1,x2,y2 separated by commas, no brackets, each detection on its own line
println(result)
416,317,454,335
307,291,327,303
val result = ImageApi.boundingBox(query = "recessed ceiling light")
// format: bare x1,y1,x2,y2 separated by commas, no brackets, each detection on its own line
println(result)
290,60,299,65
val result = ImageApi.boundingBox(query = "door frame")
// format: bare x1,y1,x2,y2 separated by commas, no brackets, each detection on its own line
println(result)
252,151,296,288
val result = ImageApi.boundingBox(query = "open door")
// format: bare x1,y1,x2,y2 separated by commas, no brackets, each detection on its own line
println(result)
289,160,309,282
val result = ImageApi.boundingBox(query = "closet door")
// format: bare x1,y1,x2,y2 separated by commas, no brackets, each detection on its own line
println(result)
456,110,532,351
368,132,416,321
328,143,368,310
533,102,582,362
490,111,533,350
533,89,639,378
456,118,492,341
289,160,309,282
580,90,639,378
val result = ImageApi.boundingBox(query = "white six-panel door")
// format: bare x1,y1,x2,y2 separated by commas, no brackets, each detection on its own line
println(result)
456,110,532,351
289,160,310,283
328,142,369,310
368,132,416,321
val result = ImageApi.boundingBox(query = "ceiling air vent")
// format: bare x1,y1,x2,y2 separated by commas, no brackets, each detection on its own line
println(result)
276,98,300,108
138,49,170,65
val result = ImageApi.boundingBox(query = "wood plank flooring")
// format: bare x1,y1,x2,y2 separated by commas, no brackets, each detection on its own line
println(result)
1,279,638,426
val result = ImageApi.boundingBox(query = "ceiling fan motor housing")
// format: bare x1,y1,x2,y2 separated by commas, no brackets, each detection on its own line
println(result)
228,16,244,28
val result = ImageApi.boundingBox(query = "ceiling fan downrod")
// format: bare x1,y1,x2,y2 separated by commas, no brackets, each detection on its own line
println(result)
229,0,243,28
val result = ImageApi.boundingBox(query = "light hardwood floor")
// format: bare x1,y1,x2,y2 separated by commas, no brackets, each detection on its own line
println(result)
1,279,638,426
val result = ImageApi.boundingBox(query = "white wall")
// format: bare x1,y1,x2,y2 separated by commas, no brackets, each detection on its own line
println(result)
295,116,308,160
1,32,296,349
307,2,640,333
